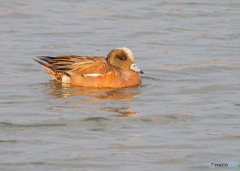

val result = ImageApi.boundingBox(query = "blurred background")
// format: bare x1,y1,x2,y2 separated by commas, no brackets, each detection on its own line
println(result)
0,0,240,170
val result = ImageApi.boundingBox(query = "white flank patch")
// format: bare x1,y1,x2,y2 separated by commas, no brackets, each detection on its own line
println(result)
83,74,103,77
62,75,70,83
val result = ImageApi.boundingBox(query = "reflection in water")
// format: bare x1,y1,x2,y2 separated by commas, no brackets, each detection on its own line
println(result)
43,81,140,117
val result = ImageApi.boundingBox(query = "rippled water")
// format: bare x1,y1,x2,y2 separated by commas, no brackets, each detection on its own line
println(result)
1,0,240,170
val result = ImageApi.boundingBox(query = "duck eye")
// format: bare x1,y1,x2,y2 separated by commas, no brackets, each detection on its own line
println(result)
121,56,126,60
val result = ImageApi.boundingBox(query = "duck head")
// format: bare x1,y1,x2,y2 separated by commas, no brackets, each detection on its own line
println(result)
107,47,143,74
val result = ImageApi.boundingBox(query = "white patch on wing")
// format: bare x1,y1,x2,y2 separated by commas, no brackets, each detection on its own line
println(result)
83,74,103,77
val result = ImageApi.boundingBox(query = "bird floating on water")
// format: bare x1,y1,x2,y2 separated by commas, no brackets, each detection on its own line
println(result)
34,47,143,88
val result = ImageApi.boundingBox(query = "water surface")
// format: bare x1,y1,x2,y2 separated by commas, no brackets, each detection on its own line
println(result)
1,0,240,170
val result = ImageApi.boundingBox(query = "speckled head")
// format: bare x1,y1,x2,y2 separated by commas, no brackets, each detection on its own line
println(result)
107,47,143,74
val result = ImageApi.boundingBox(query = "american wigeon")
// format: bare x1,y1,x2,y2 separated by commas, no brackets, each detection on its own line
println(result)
34,47,143,88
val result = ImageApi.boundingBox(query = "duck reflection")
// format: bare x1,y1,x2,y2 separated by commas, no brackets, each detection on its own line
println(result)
43,80,140,117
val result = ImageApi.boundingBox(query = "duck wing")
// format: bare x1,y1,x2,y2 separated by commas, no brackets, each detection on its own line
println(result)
34,55,110,81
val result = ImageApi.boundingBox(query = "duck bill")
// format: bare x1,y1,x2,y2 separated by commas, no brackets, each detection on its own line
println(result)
130,63,144,74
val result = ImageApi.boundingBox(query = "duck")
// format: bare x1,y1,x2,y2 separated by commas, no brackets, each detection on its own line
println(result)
34,47,143,88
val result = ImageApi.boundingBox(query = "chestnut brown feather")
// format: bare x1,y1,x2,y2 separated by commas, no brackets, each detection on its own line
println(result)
34,47,142,88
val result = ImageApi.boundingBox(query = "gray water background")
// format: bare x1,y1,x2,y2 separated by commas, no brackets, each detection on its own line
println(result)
0,0,240,170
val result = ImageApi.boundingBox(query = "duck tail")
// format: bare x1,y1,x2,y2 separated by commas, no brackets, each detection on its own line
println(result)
34,57,68,82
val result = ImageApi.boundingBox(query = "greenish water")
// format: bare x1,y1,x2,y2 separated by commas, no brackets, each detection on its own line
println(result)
0,0,240,170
